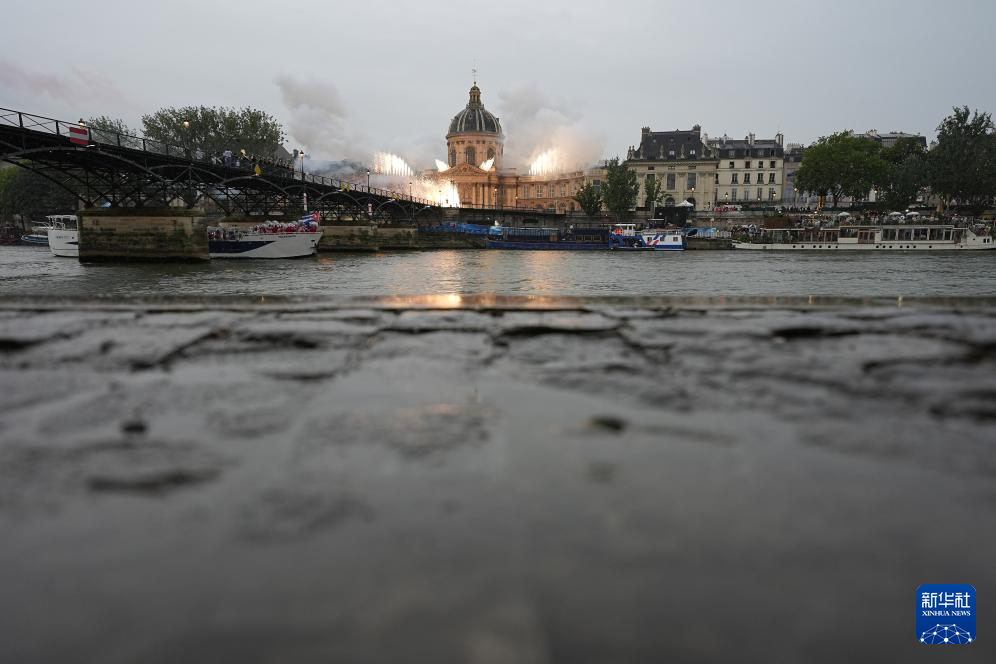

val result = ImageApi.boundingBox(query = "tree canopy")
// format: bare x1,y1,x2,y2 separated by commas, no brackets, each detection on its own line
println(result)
877,137,929,210
0,166,77,223
794,132,886,208
141,106,285,158
572,182,603,219
928,106,996,211
601,158,638,222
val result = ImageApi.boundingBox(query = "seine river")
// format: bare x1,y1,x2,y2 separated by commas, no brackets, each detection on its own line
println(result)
2,245,995,298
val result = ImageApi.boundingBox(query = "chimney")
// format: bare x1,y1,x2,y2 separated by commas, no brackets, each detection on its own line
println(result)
722,133,728,146
641,126,651,136
748,133,756,146
775,132,784,147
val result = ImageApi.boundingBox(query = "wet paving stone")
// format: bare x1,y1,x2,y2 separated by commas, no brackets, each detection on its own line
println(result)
1,296,996,663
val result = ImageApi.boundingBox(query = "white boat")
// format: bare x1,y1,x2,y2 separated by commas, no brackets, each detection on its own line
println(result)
608,224,686,251
207,223,322,259
733,223,995,251
47,215,79,258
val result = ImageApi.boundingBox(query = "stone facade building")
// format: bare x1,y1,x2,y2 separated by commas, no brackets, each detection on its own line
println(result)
624,126,719,213
708,133,785,207
430,82,606,213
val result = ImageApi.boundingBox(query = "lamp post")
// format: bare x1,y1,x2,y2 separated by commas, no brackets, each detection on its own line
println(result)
409,181,413,200
181,120,190,158
298,148,306,180
366,169,371,192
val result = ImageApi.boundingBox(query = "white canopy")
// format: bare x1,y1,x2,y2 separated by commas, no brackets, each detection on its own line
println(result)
677,200,695,208
836,211,851,217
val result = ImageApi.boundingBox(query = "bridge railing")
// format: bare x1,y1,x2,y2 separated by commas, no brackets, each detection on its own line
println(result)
0,106,439,207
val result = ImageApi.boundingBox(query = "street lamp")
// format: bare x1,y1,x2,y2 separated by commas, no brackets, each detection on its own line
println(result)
299,148,306,180
366,169,371,191
409,181,413,200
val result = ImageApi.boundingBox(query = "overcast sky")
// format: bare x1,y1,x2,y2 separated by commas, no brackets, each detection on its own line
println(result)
2,0,994,170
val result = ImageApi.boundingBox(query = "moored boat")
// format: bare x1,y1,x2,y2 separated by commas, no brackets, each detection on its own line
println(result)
47,215,80,258
733,222,995,251
207,217,322,259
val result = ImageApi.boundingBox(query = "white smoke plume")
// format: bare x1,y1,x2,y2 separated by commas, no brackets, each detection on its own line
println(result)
275,74,372,163
494,84,604,173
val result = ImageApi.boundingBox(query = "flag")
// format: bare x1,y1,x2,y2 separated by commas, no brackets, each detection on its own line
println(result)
299,212,319,224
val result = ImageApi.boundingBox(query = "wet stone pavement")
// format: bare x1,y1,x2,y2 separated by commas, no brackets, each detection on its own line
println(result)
1,296,995,663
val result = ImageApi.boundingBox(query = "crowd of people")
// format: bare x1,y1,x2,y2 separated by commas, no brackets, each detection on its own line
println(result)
207,219,319,240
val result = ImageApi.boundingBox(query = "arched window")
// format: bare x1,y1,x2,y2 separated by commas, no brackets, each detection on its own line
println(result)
449,150,456,167
465,146,476,165
486,147,495,161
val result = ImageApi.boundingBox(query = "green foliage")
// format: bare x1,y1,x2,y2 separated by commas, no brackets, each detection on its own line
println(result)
0,165,77,222
644,173,663,207
928,106,996,211
878,137,929,210
572,182,603,219
794,132,886,208
87,116,133,135
601,158,638,222
141,106,285,157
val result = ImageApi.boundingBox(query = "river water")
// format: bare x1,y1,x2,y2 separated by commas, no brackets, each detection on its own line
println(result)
2,244,995,298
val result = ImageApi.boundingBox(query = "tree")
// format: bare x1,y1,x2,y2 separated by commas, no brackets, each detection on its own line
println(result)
141,106,285,157
794,132,885,208
644,173,663,209
0,165,77,224
573,182,603,219
87,116,133,135
877,137,928,210
928,106,996,212
601,158,638,222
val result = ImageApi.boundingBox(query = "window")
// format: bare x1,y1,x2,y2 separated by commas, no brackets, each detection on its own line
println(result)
744,189,750,201
757,187,763,201
728,161,735,169
769,160,776,168
687,173,697,190
668,150,675,158
745,161,751,168
592,179,601,192
744,173,751,184
731,189,738,201
731,173,739,184
666,173,676,190
487,147,495,161
769,188,776,201
768,173,776,183
449,150,457,167
645,174,655,200
715,173,719,184
560,184,566,197
465,146,476,164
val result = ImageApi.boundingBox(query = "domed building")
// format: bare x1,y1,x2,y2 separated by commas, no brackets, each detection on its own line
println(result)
431,80,605,213
446,84,503,169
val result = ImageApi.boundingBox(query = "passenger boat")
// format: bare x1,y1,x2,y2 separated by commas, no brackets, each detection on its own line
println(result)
207,217,322,259
608,225,685,251
47,215,80,258
21,221,50,246
732,223,995,251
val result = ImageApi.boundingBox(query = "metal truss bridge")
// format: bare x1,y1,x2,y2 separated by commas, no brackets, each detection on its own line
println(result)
0,106,440,222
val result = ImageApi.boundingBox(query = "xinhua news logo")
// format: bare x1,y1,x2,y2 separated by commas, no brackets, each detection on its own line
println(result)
917,584,975,644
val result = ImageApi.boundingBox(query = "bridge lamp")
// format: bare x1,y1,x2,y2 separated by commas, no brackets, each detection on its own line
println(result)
366,169,371,191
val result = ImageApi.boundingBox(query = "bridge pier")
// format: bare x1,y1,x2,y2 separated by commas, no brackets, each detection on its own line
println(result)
78,209,209,262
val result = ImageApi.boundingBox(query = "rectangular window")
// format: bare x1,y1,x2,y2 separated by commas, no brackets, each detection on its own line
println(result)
744,173,751,184
745,161,751,168
645,174,655,201
731,189,738,201
687,173,697,190
768,173,776,183
731,173,739,184
715,173,719,184
729,161,735,169
666,173,676,190
744,188,750,201
757,187,763,201
769,188,776,201
770,160,776,168
592,179,601,192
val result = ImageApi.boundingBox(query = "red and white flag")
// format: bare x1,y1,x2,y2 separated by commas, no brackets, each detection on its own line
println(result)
68,126,89,146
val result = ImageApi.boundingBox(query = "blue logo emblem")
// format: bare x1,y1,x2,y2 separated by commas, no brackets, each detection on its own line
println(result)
917,584,975,644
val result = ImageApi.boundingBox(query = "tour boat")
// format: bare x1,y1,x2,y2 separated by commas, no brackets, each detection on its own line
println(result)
21,220,51,246
485,226,611,250
207,218,322,259
732,223,995,251
47,214,80,258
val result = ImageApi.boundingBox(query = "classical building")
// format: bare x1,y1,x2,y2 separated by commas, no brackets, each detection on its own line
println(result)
430,82,605,213
781,143,817,208
707,133,785,207
624,125,719,213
